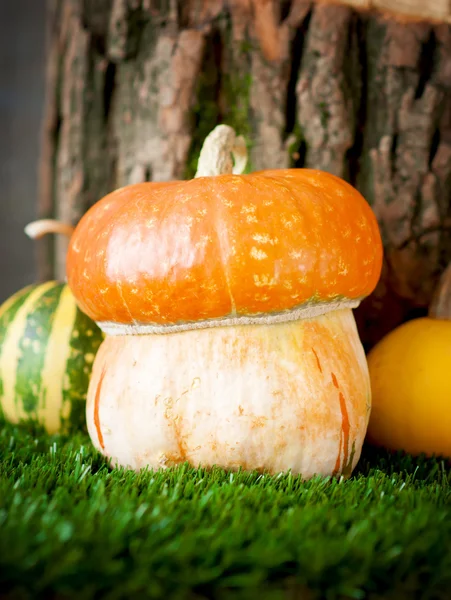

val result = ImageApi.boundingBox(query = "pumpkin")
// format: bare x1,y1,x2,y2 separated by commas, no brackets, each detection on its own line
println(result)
66,125,383,478
0,221,104,434
367,265,451,458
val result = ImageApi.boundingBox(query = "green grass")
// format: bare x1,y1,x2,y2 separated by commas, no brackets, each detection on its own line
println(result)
0,421,450,600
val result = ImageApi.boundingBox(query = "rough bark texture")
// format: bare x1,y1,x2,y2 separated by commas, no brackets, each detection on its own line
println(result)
40,0,451,349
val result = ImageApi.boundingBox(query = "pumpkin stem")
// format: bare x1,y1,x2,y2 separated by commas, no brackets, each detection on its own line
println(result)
195,124,248,178
24,219,75,240
428,262,451,319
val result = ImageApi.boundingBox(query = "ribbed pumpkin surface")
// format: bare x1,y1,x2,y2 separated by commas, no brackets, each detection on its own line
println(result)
0,282,104,433
67,169,382,330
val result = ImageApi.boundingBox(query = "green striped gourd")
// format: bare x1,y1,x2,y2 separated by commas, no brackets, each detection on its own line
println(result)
0,281,104,433
0,219,104,433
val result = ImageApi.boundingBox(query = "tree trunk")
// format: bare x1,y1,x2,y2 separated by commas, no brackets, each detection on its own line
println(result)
39,0,451,350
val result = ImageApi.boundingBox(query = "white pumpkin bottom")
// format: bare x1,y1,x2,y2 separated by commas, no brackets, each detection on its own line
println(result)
86,308,371,478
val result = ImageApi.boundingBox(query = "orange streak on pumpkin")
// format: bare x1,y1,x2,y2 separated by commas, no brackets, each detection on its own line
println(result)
312,348,323,373
94,368,106,450
331,373,350,475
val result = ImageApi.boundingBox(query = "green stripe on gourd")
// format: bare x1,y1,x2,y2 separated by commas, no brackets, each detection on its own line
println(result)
0,285,35,418
15,283,64,417
61,307,104,432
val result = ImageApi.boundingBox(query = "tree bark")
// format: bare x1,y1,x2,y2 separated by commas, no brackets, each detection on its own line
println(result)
40,0,451,349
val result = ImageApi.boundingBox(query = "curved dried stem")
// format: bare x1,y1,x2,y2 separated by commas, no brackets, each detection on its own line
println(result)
195,124,248,178
24,219,75,240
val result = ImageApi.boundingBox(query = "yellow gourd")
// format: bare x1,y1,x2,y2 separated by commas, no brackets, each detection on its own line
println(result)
367,264,451,458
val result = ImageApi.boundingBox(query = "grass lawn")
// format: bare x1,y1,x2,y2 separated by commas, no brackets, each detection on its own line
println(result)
0,420,450,600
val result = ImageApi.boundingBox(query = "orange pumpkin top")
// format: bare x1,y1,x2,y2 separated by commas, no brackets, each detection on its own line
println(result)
66,168,383,334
